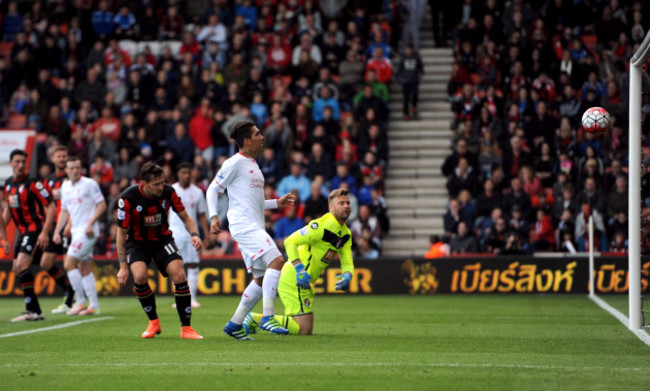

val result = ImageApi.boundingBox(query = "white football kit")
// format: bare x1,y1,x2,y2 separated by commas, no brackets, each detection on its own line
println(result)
207,153,281,277
60,176,105,262
169,182,207,264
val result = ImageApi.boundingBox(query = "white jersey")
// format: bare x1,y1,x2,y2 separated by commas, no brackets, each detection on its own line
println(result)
209,153,269,236
169,182,207,239
60,176,105,237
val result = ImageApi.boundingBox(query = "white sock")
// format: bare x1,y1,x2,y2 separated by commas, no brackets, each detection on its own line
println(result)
262,268,281,317
230,280,262,324
67,269,86,305
82,273,99,310
187,267,199,302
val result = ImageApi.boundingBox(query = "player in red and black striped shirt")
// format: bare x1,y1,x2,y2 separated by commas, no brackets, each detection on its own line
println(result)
41,145,75,314
3,149,56,322
116,162,204,339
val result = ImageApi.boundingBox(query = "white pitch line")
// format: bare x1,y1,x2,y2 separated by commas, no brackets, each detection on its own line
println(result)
0,316,114,338
0,362,647,372
589,294,650,348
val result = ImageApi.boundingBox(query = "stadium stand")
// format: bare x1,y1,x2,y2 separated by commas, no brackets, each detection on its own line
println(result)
0,0,403,258
441,0,650,255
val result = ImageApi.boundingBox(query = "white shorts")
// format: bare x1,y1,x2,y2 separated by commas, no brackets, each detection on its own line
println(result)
233,228,282,278
67,233,97,262
176,234,200,264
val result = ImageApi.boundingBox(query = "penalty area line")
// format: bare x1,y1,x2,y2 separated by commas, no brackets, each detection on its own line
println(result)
0,316,114,338
589,294,650,348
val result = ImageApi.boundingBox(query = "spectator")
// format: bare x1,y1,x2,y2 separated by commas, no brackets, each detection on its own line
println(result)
274,206,304,249
444,199,473,238
449,221,478,254
277,162,311,203
114,147,139,181
446,157,478,197
197,14,228,50
113,5,136,39
235,0,258,29
312,85,340,123
188,100,215,166
303,181,329,221
331,163,358,195
92,0,114,40
167,122,195,163
575,202,608,252
502,177,532,219
351,205,382,247
2,2,23,42
398,44,424,120
94,106,121,143
424,235,450,258
89,152,114,189
292,33,322,66
161,5,184,40
306,142,334,181
364,47,393,84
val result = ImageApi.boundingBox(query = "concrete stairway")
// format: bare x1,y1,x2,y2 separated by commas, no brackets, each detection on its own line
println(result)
383,19,454,256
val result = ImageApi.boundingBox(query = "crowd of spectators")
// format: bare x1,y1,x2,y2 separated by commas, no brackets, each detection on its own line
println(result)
441,0,650,255
0,0,401,259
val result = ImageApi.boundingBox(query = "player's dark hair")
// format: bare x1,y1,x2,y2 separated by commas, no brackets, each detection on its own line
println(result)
140,162,164,182
329,188,349,204
230,121,256,149
67,156,82,164
9,149,27,161
176,162,193,173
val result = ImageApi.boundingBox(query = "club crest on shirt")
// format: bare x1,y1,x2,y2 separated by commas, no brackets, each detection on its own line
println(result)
311,222,318,229
118,199,125,208
136,205,143,212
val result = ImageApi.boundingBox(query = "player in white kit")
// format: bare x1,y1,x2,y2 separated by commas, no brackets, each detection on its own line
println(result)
169,162,210,308
207,121,295,340
53,156,106,315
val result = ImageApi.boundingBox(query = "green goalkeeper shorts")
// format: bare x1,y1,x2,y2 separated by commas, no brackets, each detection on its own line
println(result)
278,278,315,316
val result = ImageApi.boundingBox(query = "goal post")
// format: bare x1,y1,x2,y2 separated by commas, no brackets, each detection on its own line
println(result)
628,30,650,330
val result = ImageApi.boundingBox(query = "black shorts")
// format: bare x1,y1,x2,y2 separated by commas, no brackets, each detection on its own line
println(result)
44,227,69,255
14,232,43,263
126,238,182,278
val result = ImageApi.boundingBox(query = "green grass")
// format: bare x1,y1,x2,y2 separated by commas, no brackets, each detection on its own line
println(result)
0,295,649,390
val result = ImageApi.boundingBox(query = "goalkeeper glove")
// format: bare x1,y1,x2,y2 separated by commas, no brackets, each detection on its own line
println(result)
335,272,352,291
294,262,311,289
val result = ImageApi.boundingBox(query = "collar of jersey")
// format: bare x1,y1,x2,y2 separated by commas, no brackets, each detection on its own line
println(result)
138,183,155,200
238,152,255,162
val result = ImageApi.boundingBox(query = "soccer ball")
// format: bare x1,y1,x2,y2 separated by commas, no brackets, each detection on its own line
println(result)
581,107,610,134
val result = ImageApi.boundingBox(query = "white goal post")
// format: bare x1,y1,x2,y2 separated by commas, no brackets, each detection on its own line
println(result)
628,30,650,330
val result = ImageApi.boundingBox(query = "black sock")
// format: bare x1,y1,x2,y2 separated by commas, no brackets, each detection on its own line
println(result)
18,269,42,314
48,266,74,307
134,283,158,321
174,281,191,327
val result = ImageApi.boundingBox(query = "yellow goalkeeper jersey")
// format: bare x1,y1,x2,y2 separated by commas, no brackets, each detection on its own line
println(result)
283,213,354,281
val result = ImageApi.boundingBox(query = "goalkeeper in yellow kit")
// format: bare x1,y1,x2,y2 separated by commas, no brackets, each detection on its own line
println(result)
244,189,354,335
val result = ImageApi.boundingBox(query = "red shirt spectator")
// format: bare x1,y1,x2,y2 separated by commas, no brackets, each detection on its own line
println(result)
94,107,121,143
267,34,292,70
364,47,393,83
188,102,214,151
90,155,114,186
104,39,132,68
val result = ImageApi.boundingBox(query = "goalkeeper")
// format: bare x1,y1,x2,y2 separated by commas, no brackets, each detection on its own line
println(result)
244,189,354,335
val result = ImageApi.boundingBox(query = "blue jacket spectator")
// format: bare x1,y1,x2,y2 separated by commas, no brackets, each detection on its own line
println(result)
275,207,304,243
2,2,23,41
312,86,340,122
235,1,257,29
92,2,115,37
113,7,136,33
330,163,358,195
278,162,312,202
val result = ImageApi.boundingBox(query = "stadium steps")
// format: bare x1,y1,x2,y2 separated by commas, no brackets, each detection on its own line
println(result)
383,11,453,257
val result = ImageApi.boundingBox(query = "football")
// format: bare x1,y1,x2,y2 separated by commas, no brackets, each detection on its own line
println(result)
581,106,610,134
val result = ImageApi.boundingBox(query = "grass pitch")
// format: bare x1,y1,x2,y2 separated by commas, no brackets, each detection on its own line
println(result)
0,295,648,390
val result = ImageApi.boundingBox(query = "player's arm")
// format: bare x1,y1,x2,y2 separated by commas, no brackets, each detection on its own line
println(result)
178,209,203,251
53,209,69,244
0,211,9,254
336,240,354,291
85,201,107,238
284,222,323,288
32,180,54,248
206,180,224,234
265,192,295,210
198,211,211,247
116,226,129,285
